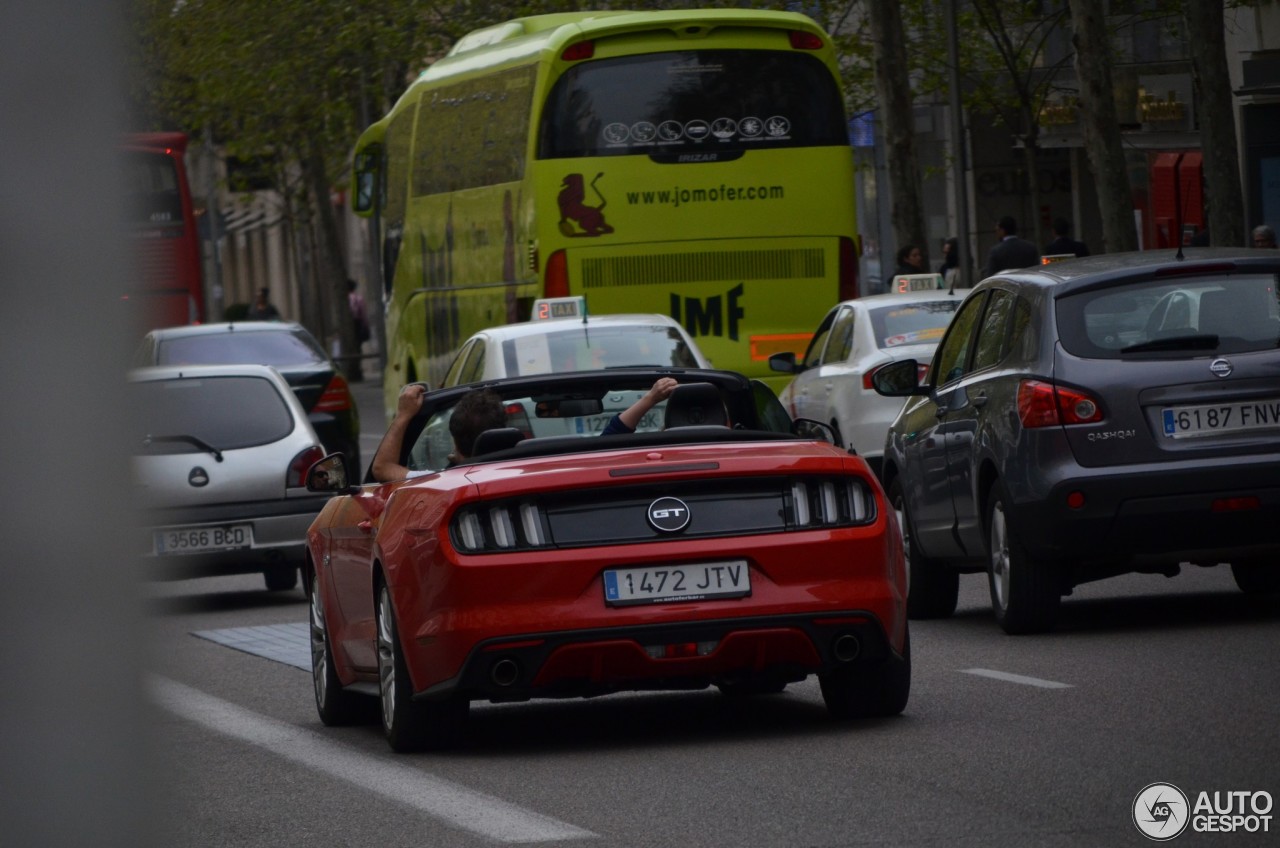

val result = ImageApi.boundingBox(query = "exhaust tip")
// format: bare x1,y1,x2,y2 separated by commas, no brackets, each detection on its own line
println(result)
490,657,520,687
832,633,861,663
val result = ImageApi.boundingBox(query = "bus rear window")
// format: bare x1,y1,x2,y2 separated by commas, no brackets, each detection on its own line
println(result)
537,50,846,159
124,151,184,229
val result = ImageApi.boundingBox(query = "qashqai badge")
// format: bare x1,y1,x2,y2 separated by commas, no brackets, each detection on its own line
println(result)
647,497,690,533
188,467,209,487
1210,357,1233,378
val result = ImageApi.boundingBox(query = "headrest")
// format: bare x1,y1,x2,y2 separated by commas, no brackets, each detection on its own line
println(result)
469,427,526,457
663,382,728,429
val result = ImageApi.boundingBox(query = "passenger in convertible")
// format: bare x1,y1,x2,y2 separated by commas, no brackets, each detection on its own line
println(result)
600,377,678,435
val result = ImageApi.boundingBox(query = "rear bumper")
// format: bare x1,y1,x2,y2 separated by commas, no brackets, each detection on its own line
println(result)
141,496,328,577
1009,461,1280,565
417,611,894,703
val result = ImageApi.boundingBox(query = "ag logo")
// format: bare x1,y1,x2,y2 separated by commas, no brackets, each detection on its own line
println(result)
647,497,690,533
1133,782,1190,840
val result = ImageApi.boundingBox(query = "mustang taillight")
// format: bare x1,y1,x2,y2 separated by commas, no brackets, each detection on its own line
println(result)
788,478,875,528
314,374,353,413
1017,379,1104,428
451,500,550,553
288,446,327,488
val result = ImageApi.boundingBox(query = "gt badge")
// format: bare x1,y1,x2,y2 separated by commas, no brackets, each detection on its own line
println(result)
647,497,690,533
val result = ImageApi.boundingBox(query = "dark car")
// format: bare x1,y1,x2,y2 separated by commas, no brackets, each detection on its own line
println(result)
303,369,908,751
872,249,1280,634
134,321,361,472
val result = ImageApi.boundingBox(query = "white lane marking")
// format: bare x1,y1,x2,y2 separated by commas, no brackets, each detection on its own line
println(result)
960,668,1073,689
150,676,596,843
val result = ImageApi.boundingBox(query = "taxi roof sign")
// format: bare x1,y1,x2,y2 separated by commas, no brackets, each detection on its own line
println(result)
892,273,944,293
1041,254,1076,265
532,295,586,321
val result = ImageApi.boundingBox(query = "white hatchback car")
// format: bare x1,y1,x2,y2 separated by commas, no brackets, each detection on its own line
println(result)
129,363,331,591
770,289,968,477
440,299,713,435
442,299,712,386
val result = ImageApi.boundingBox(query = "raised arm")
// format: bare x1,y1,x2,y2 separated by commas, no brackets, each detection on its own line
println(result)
370,384,426,482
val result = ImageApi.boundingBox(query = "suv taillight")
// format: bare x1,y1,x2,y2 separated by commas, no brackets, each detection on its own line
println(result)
314,374,353,413
1017,379,1103,428
288,445,327,488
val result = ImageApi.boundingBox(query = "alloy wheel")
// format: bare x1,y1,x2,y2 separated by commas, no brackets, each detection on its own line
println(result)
376,587,396,732
989,499,1011,612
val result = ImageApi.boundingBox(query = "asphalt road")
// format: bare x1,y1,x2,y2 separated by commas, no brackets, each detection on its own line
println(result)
139,375,1280,847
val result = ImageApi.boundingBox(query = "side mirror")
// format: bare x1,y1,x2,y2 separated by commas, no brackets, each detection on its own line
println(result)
306,453,355,493
791,418,837,444
871,359,928,397
769,351,800,374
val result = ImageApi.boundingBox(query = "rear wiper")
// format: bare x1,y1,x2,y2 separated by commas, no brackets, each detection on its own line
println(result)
1121,334,1218,354
142,434,224,462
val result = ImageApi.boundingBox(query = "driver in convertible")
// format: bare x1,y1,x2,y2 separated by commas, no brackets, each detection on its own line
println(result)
371,385,506,482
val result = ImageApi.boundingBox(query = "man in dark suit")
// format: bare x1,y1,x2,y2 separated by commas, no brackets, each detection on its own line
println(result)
1043,218,1090,257
982,216,1040,278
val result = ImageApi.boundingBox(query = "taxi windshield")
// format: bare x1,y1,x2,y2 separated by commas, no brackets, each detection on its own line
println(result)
500,325,700,374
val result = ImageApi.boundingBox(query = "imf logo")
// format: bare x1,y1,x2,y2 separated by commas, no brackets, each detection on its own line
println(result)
647,497,691,533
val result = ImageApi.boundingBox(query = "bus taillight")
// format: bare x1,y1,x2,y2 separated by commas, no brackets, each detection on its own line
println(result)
838,236,859,301
788,31,824,50
545,249,569,298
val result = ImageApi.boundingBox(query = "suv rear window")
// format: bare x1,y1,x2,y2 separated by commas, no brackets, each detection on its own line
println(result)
1057,274,1280,358
129,375,294,453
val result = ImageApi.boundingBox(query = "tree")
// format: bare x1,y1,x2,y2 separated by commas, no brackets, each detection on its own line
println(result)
865,1,930,269
128,0,459,376
1067,0,1139,253
1183,0,1244,247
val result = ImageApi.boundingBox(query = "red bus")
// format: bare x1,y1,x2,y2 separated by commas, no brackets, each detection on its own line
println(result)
122,132,205,328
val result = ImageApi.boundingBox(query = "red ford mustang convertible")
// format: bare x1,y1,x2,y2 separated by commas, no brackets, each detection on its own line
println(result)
303,369,908,752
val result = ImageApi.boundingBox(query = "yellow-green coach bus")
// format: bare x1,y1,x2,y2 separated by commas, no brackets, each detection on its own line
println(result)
352,8,860,414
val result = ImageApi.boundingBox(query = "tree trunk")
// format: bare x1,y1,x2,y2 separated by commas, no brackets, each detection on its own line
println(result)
1067,0,1138,253
306,146,361,381
867,0,929,268
1183,0,1244,247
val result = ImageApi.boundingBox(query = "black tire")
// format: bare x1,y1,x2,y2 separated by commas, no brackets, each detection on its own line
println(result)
376,583,468,752
986,482,1060,634
1231,560,1280,594
819,626,911,720
888,478,958,619
309,572,364,726
263,564,299,592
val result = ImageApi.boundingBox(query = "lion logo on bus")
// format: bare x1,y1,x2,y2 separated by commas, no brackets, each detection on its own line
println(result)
558,172,614,237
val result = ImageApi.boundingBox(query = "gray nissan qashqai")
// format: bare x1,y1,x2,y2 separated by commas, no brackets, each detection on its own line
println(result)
873,248,1280,634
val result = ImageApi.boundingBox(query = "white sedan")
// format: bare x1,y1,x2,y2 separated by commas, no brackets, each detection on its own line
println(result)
442,298,711,385
770,290,968,477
